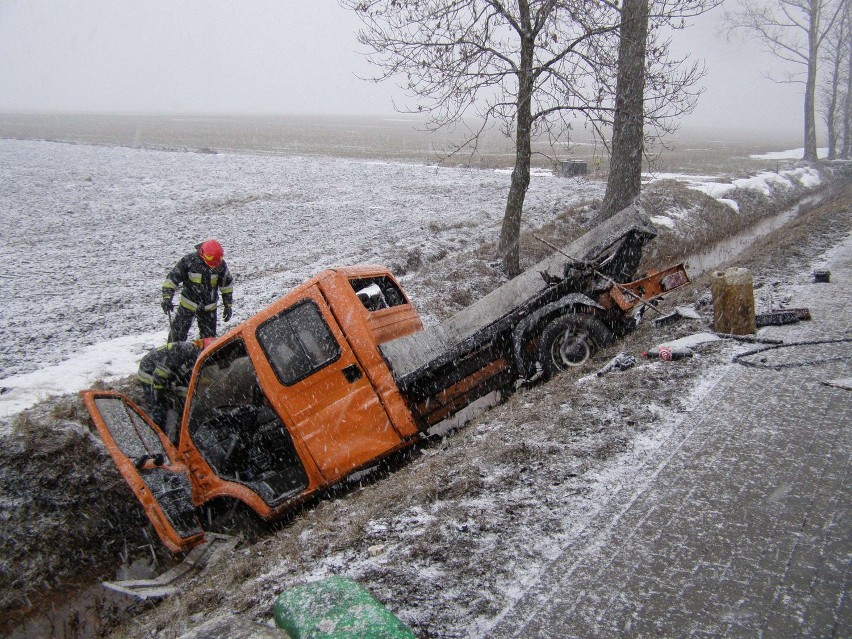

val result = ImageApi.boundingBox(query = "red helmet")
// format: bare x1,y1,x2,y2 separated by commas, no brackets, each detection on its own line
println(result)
199,240,224,267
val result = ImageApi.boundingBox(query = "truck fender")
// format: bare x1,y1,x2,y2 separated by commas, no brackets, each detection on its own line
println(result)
512,293,603,380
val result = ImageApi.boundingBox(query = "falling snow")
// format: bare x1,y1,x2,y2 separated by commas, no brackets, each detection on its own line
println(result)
1,135,848,638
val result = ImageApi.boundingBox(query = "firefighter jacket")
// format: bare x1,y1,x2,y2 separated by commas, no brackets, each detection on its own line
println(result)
137,341,201,399
162,251,234,314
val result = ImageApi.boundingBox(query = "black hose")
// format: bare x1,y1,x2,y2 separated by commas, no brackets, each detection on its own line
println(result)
732,337,852,370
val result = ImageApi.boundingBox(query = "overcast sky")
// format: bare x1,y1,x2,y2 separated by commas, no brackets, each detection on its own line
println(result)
0,0,806,138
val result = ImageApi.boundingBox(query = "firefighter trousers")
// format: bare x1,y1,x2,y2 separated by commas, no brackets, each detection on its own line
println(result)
168,306,217,343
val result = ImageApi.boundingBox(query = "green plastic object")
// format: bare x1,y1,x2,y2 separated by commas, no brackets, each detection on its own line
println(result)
273,576,416,639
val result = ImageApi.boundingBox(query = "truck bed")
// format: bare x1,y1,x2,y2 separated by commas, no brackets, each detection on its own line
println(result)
380,205,657,388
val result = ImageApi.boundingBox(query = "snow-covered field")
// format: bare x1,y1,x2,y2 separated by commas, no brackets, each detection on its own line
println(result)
0,139,602,416
0,139,829,419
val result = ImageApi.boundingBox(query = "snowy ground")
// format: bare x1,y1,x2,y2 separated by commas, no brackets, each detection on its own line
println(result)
109,184,849,639
113,190,850,639
0,139,601,415
0,139,829,419
750,147,828,160
0,132,847,637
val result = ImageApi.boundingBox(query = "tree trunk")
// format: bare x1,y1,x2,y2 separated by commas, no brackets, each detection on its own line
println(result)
498,4,534,278
803,0,821,162
825,31,842,160
843,4,852,159
599,0,649,221
498,77,533,277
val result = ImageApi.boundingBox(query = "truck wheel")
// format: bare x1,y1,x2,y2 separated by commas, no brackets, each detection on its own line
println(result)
538,314,613,379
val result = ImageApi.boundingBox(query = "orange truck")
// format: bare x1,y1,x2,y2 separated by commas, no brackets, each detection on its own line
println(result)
82,206,688,552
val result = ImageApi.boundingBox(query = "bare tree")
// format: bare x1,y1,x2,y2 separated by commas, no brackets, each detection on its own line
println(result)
840,0,852,158
598,1,721,222
342,0,621,275
819,0,849,158
343,0,718,274
599,0,649,219
724,0,845,161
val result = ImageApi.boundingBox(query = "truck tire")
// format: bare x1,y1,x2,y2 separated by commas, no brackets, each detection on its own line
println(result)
538,313,614,379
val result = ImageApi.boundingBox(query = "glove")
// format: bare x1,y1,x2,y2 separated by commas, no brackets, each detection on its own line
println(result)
223,305,232,322
161,300,174,314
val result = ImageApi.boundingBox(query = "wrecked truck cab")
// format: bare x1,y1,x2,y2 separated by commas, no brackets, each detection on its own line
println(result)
84,266,425,552
83,208,691,553
180,269,422,512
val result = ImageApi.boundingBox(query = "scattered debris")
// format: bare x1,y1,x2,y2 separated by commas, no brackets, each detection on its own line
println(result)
660,332,723,349
822,377,852,391
596,352,637,376
755,307,811,327
102,534,239,600
813,269,831,283
696,291,713,308
652,305,702,327
712,332,784,345
643,346,694,361
274,576,416,639
732,338,852,370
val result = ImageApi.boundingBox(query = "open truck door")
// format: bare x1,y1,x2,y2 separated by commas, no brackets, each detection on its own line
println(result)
81,391,205,553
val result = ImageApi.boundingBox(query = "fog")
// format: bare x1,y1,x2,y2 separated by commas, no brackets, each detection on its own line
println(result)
0,0,805,138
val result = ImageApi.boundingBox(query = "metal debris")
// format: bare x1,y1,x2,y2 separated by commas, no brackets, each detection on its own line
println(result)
102,533,239,600
755,308,811,327
643,346,694,361
596,352,638,376
652,305,702,327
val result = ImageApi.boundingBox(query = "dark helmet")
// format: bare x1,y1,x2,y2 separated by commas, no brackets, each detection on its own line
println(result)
199,240,224,267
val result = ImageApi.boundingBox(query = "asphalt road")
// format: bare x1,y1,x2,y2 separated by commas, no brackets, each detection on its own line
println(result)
489,233,852,638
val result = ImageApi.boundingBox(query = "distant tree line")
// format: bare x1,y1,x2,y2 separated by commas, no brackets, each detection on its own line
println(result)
725,0,852,161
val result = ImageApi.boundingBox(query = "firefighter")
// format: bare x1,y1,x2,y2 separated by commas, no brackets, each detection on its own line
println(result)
162,239,234,343
137,339,208,440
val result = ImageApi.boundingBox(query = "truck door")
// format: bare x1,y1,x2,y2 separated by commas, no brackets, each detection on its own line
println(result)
81,391,205,553
255,294,405,484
